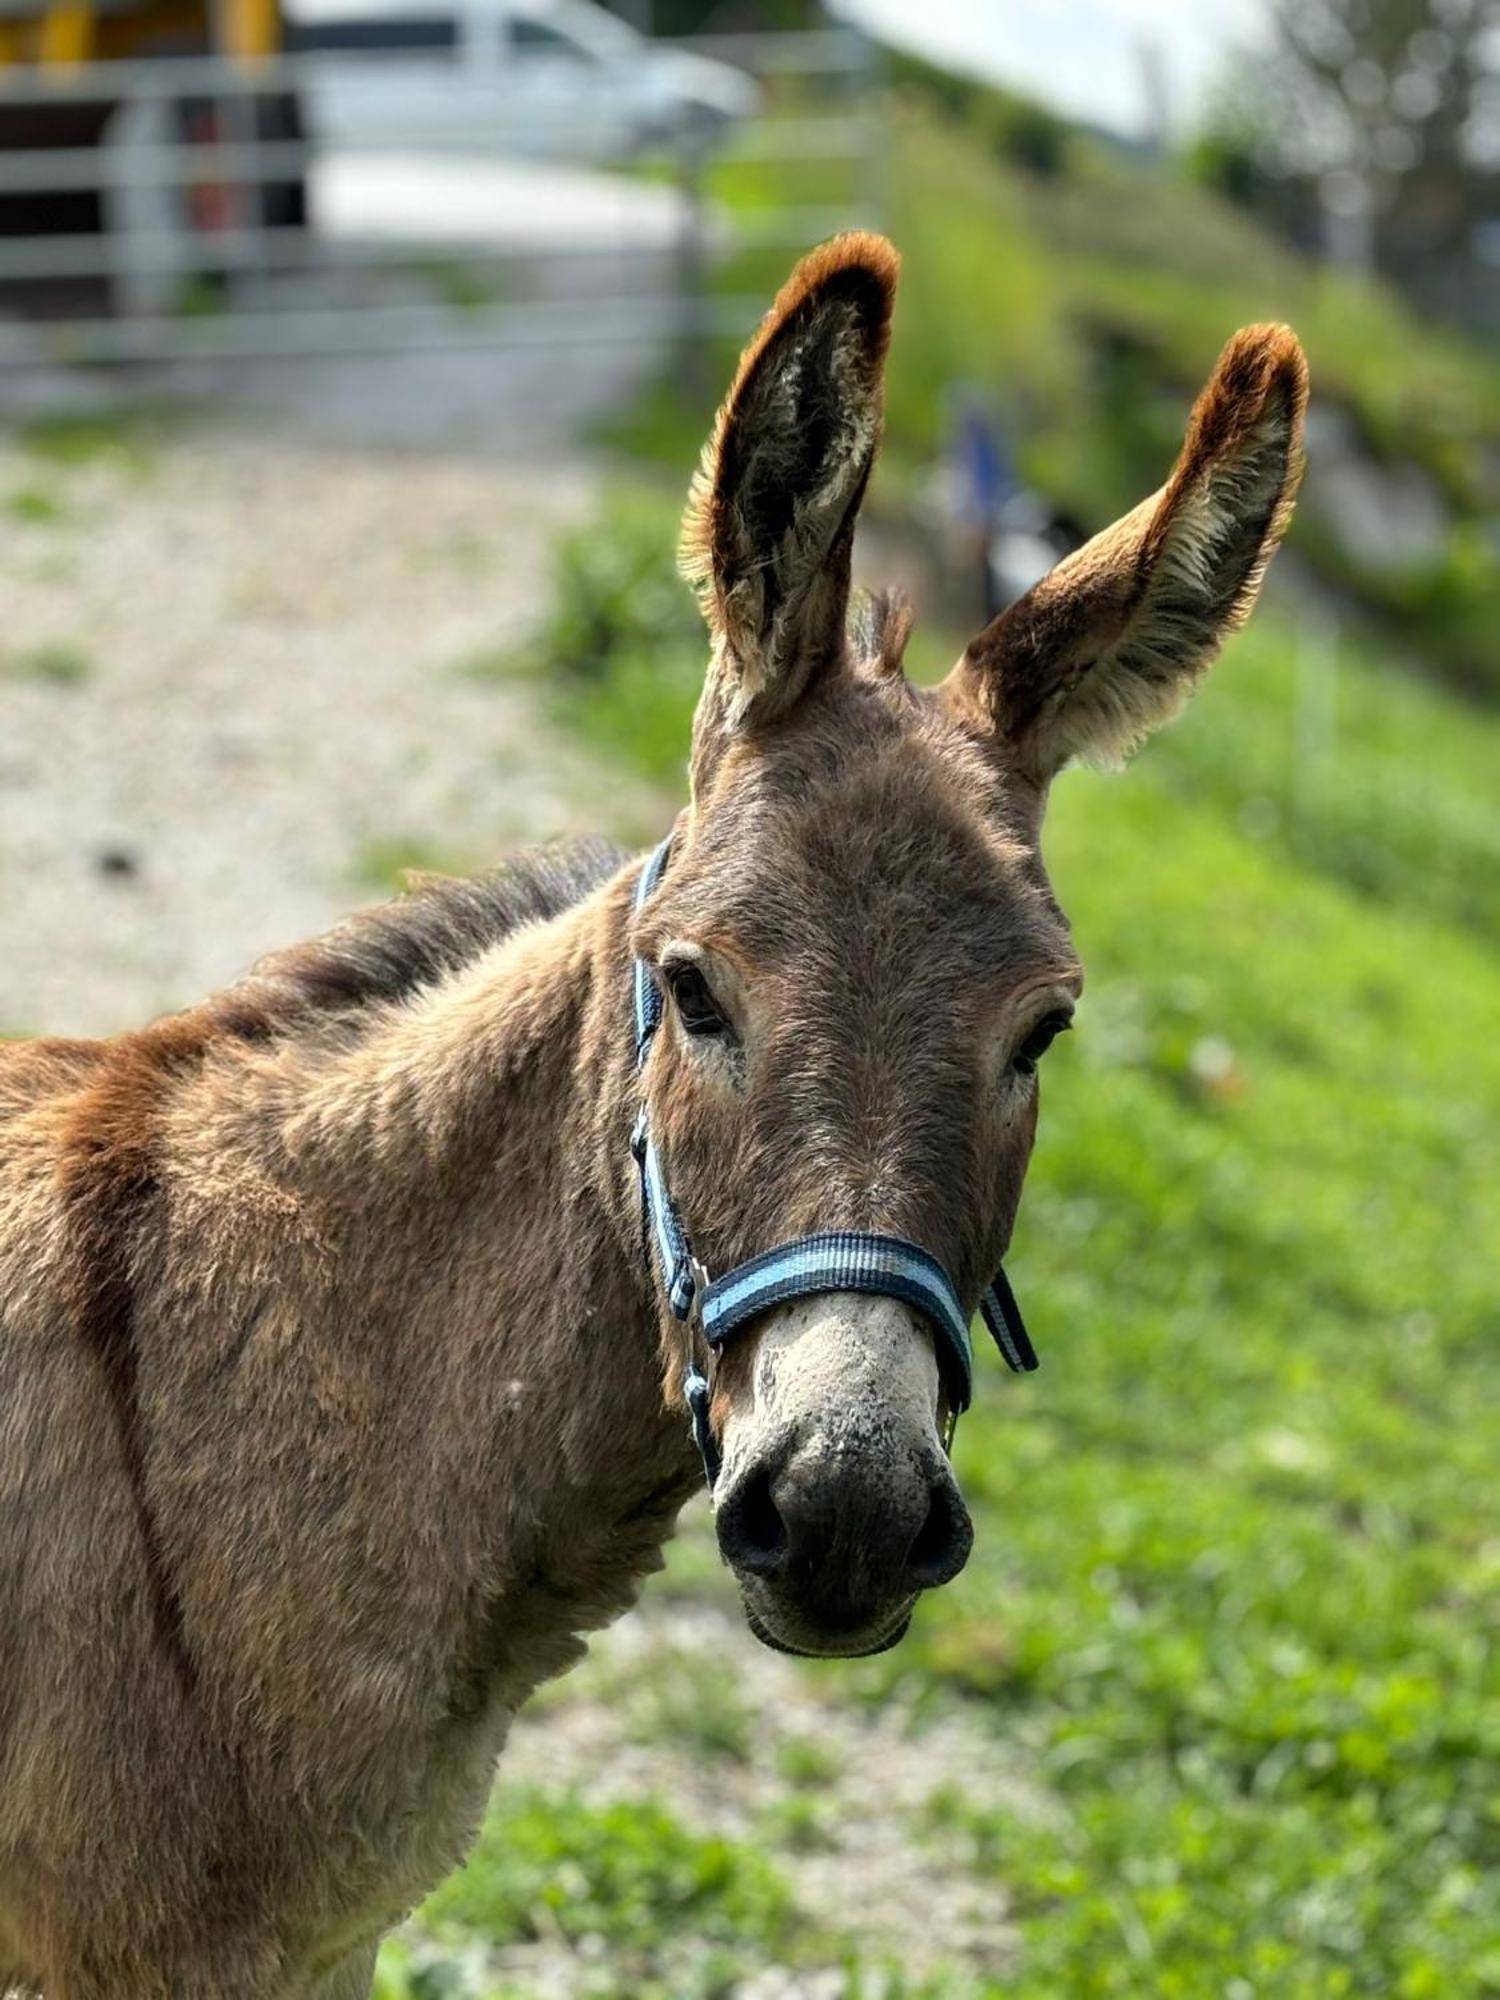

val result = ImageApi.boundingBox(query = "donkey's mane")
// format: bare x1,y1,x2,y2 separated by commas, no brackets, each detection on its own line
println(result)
219,836,624,1038
0,839,625,1127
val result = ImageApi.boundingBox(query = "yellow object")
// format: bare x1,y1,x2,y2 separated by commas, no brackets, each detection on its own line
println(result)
0,0,283,69
219,0,280,60
38,0,94,67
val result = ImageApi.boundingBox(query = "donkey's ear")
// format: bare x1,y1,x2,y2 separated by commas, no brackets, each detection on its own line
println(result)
942,324,1307,780
681,232,898,730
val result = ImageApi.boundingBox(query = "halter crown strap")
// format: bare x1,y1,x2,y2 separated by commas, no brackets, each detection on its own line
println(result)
630,837,1037,1487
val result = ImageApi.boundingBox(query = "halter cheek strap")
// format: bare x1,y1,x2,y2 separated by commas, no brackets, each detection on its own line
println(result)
630,838,1038,1488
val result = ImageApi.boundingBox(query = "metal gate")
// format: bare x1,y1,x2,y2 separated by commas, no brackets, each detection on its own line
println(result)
0,20,883,371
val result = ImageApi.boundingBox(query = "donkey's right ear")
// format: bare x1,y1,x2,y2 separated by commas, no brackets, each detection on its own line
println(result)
681,232,898,731
942,323,1307,783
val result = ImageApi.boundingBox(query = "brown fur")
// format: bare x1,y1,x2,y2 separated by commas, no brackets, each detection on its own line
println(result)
0,848,702,1998
945,321,1307,777
0,234,1304,1997
681,230,899,734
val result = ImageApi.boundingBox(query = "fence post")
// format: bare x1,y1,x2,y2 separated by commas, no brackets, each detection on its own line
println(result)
103,82,172,320
851,27,885,228
212,0,267,290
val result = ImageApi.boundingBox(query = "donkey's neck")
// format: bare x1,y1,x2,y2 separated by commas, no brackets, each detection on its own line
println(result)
151,860,698,1757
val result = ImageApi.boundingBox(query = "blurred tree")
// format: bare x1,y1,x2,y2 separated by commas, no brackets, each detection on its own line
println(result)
888,49,1072,176
1202,0,1500,328
1187,77,1278,212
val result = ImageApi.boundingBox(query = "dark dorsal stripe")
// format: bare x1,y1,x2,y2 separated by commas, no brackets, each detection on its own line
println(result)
59,1019,212,1696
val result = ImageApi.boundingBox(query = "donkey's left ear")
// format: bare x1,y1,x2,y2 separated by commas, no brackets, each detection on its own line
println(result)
943,324,1308,780
682,232,898,730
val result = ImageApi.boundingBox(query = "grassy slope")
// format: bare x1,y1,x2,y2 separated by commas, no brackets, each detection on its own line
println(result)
891,651,1500,1993
394,478,1500,1994
378,76,1500,2000
610,82,1500,698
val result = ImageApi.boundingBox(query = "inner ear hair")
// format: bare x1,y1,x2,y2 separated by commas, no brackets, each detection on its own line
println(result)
946,322,1308,780
681,233,900,727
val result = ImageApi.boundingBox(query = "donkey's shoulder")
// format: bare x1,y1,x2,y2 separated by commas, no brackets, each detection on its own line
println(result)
0,1036,111,1126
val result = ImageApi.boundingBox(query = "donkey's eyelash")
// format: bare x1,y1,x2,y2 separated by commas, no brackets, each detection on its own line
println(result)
661,960,733,1039
1011,1009,1073,1077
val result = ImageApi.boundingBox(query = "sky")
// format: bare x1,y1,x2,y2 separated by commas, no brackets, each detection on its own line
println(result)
834,0,1268,141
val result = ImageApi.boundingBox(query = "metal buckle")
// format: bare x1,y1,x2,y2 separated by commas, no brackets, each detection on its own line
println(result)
681,1261,719,1484
682,1361,721,1486
688,1254,712,1324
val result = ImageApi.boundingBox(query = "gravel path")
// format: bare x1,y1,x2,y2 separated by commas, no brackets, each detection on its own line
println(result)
0,423,644,1036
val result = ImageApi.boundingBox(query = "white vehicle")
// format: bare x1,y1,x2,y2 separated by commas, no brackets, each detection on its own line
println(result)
284,0,760,162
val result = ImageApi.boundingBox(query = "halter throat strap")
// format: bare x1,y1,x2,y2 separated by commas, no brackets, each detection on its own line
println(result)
629,837,1037,1488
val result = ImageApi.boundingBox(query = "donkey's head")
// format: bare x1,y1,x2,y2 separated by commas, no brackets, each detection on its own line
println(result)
631,234,1306,1657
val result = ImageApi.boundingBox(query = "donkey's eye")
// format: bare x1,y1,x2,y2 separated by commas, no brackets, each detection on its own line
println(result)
666,964,729,1037
1013,1011,1072,1077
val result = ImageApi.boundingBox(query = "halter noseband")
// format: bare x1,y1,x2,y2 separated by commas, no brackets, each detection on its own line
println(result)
630,837,1038,1488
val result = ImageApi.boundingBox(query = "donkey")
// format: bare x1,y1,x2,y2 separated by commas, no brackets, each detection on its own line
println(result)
0,233,1306,1997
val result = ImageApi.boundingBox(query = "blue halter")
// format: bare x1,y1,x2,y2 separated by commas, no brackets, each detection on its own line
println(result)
630,838,1038,1487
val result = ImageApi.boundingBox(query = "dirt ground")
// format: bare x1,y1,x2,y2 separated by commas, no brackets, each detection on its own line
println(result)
0,425,632,1036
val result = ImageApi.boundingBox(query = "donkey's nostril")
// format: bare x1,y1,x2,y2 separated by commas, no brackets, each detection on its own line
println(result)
905,1476,973,1589
716,1465,789,1579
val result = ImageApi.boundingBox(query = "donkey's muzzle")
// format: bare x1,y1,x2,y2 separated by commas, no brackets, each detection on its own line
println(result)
716,1433,973,1655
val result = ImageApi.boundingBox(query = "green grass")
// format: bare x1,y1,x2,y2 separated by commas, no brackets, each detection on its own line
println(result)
418,259,506,313
353,837,472,895
5,485,67,526
377,1791,819,1999
468,486,705,789
419,481,1500,1993
2,639,92,686
872,757,1500,1991
602,75,1500,698
14,408,162,472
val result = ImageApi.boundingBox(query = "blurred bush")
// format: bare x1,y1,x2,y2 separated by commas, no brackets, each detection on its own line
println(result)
611,57,1500,702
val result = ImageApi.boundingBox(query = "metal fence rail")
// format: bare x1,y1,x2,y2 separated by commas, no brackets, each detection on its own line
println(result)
0,25,882,371
0,28,870,100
